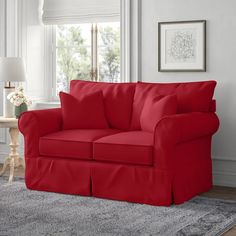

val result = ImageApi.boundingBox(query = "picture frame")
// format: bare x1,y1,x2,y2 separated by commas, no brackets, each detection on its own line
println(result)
158,20,206,72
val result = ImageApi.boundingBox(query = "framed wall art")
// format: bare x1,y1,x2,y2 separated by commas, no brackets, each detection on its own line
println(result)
158,20,206,72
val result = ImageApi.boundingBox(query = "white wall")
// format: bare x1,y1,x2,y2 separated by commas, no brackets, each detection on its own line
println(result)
141,0,236,186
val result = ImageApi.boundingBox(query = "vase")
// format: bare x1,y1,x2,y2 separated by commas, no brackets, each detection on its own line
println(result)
15,103,28,118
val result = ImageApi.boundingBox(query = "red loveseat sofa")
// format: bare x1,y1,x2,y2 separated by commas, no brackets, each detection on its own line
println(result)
19,80,219,206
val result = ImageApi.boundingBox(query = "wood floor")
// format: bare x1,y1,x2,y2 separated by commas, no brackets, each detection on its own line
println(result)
0,164,236,235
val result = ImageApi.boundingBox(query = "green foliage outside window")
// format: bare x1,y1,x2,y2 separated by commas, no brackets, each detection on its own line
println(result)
99,25,120,82
56,23,120,94
56,25,91,93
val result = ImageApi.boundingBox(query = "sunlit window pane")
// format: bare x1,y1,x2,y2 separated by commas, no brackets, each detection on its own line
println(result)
98,22,120,82
56,24,91,94
55,22,121,96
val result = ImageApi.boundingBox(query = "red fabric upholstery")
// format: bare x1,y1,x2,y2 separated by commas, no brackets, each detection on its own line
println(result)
91,162,172,206
94,131,153,166
140,94,177,132
25,157,91,196
172,136,213,204
153,112,219,168
39,129,121,160
18,108,62,158
131,81,216,130
70,80,136,130
210,99,216,112
19,80,220,206
60,91,108,130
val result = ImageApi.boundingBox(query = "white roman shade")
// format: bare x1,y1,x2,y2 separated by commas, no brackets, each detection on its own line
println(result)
42,0,120,25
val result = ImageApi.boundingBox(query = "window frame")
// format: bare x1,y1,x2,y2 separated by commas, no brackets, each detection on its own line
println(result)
52,26,57,101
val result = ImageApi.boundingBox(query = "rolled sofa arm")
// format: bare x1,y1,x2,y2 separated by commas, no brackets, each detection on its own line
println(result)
154,112,220,168
19,108,62,157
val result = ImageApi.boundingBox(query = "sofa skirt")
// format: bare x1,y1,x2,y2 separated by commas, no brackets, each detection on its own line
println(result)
25,157,172,206
25,147,212,206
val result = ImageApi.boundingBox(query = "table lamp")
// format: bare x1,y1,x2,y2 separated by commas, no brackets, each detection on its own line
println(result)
0,57,26,118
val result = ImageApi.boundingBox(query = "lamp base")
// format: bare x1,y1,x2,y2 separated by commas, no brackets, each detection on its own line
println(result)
3,87,15,118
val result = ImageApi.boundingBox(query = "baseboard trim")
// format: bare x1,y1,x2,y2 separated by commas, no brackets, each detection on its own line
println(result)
213,171,236,188
212,156,236,162
0,152,9,160
212,158,236,188
0,129,7,144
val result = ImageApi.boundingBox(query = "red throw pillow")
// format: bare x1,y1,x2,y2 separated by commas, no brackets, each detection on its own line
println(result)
59,91,109,130
70,80,136,130
131,81,216,130
140,94,177,132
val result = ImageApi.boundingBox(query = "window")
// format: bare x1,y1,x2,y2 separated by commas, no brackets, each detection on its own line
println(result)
98,22,120,83
54,22,120,95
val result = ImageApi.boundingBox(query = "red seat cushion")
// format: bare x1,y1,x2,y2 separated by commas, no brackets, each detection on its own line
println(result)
70,80,136,130
39,129,120,160
140,94,177,132
131,81,216,130
59,91,108,130
93,131,153,166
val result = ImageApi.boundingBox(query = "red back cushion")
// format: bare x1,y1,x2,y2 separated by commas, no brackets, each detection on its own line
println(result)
70,80,136,130
131,81,216,130
140,94,177,132
59,91,109,130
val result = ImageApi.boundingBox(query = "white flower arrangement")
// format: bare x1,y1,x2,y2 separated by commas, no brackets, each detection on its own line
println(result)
7,86,32,107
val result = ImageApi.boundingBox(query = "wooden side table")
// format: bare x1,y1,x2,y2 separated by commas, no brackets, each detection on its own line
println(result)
0,117,25,182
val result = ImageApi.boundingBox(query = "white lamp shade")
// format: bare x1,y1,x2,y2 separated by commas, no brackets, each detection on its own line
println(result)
0,57,26,82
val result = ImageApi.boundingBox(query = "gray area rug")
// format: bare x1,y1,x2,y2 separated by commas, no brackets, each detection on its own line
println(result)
0,178,235,236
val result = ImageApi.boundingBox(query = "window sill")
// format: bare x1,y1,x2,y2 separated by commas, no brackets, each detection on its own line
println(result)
35,101,60,110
